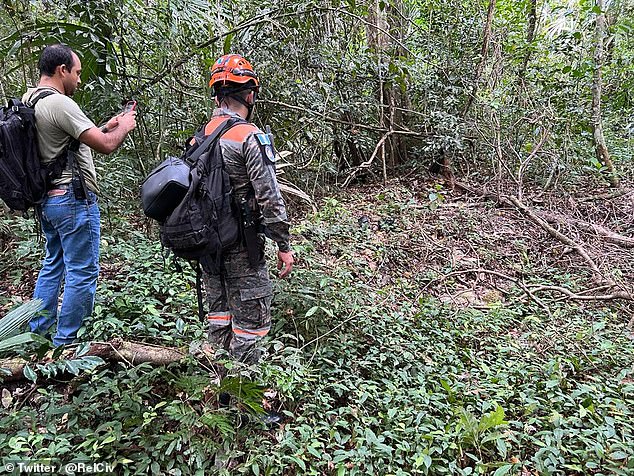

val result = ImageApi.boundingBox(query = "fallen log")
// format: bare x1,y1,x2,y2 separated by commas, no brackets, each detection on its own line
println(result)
504,195,606,280
451,182,634,303
0,338,187,382
541,212,634,249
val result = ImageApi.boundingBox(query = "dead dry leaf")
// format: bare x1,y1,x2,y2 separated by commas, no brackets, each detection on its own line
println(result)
1,388,12,408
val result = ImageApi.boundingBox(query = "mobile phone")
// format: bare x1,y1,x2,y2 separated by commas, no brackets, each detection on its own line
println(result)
123,100,137,112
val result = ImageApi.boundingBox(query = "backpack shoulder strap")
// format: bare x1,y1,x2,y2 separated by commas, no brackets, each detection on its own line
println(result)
10,90,59,119
29,90,57,107
28,89,80,151
24,89,57,108
27,89,85,193
185,117,246,166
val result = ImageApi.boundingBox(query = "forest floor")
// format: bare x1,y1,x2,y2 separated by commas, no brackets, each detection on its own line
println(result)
3,177,634,317
1,177,634,474
308,176,634,327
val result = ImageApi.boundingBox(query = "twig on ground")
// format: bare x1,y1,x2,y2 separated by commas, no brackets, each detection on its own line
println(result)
577,189,629,203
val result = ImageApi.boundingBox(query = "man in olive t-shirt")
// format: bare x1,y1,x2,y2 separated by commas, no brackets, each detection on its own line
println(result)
25,44,136,346
22,87,99,192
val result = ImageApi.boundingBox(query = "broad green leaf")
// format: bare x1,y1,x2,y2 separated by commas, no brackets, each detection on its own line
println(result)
64,360,81,375
479,405,508,432
305,306,320,317
23,364,37,382
610,451,628,460
493,465,513,476
75,342,91,357
0,300,43,340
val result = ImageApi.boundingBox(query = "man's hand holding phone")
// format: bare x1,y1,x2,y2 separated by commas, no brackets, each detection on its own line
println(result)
102,100,137,134
123,100,137,113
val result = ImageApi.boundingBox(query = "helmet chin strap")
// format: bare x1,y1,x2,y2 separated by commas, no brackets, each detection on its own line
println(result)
246,104,254,121
226,89,256,121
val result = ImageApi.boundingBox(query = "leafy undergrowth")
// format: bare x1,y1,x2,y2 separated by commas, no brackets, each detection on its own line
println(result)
1,181,634,475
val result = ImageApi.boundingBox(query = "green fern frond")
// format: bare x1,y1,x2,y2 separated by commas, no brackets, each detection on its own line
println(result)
0,300,43,340
200,413,235,438
220,376,264,414
0,332,48,353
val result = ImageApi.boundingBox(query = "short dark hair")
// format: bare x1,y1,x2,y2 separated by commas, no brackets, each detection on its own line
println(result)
38,44,75,76
214,80,258,100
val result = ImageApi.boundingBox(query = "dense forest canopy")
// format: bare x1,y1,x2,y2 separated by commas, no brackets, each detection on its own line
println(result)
1,0,633,475
1,0,632,196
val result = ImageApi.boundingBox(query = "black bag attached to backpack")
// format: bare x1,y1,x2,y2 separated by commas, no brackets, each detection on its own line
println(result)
0,90,75,211
155,117,246,270
141,156,191,221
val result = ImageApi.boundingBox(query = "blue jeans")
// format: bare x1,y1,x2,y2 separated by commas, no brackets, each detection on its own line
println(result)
30,187,100,347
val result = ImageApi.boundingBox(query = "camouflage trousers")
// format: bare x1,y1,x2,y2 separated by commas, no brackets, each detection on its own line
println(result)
203,244,272,364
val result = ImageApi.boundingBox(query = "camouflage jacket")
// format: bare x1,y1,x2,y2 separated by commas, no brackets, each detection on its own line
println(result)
199,108,290,252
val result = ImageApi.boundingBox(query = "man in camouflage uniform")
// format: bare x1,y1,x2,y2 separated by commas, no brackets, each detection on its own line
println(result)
202,54,293,364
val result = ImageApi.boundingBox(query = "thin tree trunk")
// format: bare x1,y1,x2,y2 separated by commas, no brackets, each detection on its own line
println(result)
518,0,537,82
385,1,409,168
592,0,620,187
376,0,388,182
366,0,409,177
463,0,496,118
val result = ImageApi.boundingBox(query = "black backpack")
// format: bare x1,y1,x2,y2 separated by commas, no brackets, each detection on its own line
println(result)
0,91,73,211
160,117,246,272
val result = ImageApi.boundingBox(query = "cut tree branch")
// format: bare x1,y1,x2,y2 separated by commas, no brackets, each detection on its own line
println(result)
577,189,629,202
0,339,187,382
419,267,552,317
528,285,633,301
453,182,633,300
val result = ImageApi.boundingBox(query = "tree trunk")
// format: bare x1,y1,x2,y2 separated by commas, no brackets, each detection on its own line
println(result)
591,0,620,187
366,0,409,178
335,121,368,174
463,0,496,117
518,0,537,82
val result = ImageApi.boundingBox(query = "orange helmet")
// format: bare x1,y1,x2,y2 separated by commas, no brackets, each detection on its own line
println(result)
209,54,259,90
